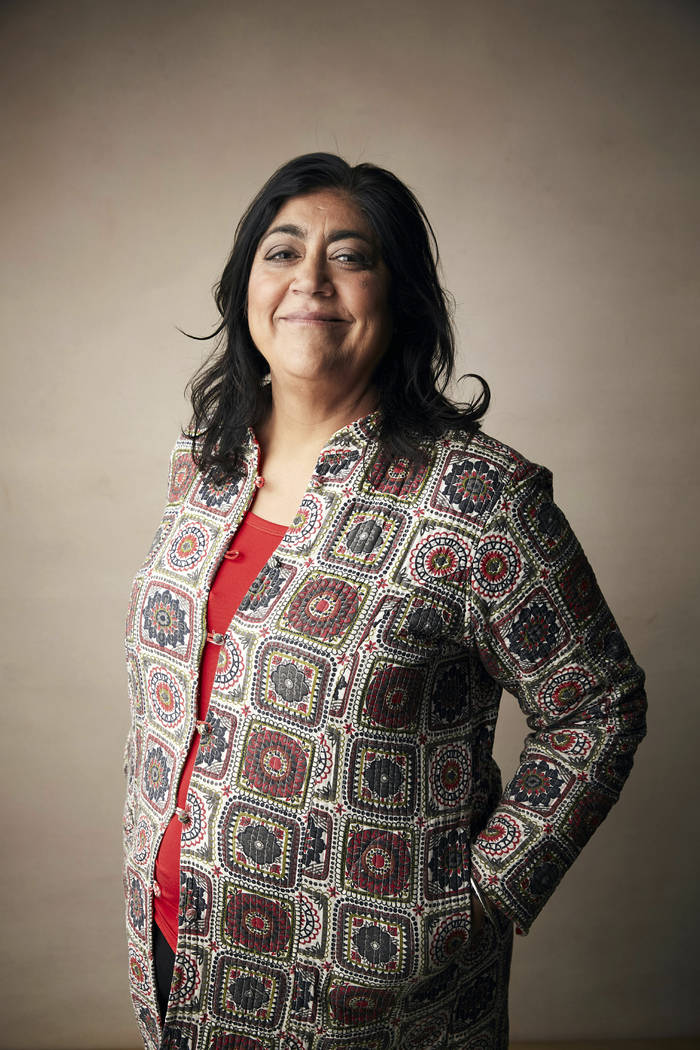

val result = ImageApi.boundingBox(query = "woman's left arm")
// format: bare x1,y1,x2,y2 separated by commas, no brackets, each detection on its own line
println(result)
467,460,647,934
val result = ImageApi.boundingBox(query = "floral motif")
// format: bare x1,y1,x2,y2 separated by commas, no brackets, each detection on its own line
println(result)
349,739,416,815
472,534,522,600
166,522,210,573
142,743,171,807
240,725,311,806
285,576,361,643
537,664,596,718
509,759,565,809
193,473,241,510
270,661,310,705
410,531,469,587
227,973,270,1012
506,594,564,667
141,588,190,651
168,451,196,502
256,643,330,728
429,914,470,966
146,665,186,728
238,823,283,866
362,664,423,731
338,904,414,977
128,946,148,992
132,816,153,865
344,826,411,897
436,456,503,518
428,744,472,810
477,814,524,861
364,756,404,798
346,518,383,554
426,826,471,895
545,727,593,763
222,804,302,887
225,889,292,955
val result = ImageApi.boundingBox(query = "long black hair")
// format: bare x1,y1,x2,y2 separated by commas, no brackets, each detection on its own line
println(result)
186,152,489,477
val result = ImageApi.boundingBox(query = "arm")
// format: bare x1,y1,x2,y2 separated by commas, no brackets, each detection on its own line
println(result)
468,461,647,934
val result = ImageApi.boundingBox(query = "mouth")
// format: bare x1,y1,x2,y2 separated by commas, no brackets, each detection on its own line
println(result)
279,313,349,325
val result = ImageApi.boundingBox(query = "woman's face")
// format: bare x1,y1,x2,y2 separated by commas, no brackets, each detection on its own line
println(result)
247,189,392,394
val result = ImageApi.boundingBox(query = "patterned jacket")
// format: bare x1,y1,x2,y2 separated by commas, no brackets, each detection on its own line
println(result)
123,414,647,1050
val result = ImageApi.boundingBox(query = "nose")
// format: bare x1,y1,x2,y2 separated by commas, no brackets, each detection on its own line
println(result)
291,251,333,296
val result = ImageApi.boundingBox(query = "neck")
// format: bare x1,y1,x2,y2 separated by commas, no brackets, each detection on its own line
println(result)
258,376,378,458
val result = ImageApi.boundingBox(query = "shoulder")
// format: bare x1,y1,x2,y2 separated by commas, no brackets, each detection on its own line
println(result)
436,426,552,495
164,429,257,507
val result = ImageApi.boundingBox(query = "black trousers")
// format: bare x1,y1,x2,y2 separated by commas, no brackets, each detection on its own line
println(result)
152,922,175,1022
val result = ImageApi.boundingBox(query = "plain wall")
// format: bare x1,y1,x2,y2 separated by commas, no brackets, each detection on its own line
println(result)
1,0,698,1045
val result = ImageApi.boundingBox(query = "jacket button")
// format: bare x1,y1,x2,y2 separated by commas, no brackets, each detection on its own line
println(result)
176,807,191,825
152,880,161,897
254,475,265,488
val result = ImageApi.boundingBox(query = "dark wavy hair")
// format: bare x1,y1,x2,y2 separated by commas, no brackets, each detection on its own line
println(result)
187,152,489,477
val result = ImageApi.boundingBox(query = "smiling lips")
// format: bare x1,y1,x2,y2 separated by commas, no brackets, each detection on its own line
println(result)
279,312,349,324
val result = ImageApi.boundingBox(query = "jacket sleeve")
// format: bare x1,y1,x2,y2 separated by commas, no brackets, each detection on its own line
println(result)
467,460,647,934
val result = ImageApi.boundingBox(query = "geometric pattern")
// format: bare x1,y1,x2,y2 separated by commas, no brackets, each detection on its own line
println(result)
253,640,332,729
335,901,416,979
124,414,647,1050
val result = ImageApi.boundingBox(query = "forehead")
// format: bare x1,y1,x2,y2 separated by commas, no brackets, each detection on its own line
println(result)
265,189,375,240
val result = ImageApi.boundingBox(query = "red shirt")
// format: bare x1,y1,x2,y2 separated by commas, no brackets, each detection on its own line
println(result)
153,511,287,949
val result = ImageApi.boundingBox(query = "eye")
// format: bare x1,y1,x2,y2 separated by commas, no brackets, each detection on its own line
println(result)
332,250,371,267
264,248,298,262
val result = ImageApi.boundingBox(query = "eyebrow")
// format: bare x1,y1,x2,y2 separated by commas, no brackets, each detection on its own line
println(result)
261,224,374,246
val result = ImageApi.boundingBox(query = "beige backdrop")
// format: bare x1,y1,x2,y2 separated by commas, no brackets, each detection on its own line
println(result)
1,0,698,1046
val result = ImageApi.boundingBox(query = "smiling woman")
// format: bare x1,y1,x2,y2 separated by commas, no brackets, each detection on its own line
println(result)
247,190,393,394
122,153,646,1050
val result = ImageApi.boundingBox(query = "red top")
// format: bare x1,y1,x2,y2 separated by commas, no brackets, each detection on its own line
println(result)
153,510,287,950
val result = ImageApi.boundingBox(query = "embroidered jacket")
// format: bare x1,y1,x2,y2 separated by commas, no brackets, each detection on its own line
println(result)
123,415,647,1050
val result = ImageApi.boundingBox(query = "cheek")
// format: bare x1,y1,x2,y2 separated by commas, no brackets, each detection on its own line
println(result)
247,270,282,320
354,280,390,325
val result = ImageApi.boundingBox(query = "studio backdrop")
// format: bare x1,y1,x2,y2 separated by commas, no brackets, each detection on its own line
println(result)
0,1,698,1046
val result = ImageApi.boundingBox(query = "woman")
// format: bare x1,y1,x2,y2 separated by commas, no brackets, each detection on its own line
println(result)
123,153,647,1050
